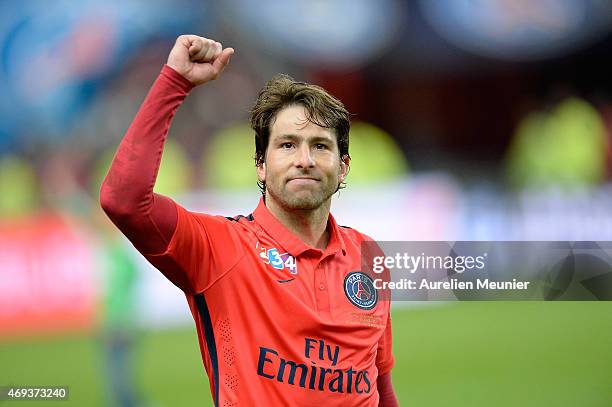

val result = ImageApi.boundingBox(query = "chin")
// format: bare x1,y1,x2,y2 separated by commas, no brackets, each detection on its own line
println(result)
284,196,323,210
274,190,325,211
267,184,334,211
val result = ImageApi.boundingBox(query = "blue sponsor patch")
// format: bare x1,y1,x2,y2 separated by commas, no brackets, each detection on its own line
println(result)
344,272,377,310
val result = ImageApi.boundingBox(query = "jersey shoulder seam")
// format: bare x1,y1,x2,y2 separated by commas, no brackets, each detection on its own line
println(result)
198,218,255,293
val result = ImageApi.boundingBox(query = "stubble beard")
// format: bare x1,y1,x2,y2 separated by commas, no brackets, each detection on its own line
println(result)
266,179,336,211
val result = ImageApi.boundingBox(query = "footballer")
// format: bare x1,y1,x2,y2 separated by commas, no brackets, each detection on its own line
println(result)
100,35,398,406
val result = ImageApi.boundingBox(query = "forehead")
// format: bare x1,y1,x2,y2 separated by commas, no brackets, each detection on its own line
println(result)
270,105,335,141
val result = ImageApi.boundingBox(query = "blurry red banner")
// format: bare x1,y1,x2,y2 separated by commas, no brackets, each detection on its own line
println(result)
0,214,97,339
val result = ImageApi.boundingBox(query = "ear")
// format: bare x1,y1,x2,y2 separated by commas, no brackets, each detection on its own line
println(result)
256,162,266,183
339,154,350,183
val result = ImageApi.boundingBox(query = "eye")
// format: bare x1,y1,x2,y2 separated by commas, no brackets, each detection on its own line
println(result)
281,142,294,149
314,143,327,150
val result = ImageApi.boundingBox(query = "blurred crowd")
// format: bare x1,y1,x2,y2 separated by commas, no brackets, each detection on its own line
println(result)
2,0,612,335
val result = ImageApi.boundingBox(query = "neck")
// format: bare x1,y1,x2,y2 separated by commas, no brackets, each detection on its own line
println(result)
265,194,331,250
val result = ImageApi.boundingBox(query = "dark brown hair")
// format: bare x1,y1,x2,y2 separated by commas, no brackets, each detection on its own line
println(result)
249,74,350,194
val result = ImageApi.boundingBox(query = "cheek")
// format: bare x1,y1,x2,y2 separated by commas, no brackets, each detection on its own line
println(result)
327,158,344,177
264,152,291,173
259,157,284,184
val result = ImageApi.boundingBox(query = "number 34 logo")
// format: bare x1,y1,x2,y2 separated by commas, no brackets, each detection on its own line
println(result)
257,243,298,274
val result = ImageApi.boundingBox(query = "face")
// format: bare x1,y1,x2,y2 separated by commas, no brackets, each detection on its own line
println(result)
256,105,349,211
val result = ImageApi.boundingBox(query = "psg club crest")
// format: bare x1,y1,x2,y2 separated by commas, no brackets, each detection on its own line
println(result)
344,272,377,310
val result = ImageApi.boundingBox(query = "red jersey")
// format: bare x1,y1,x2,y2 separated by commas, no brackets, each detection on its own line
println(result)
145,198,394,406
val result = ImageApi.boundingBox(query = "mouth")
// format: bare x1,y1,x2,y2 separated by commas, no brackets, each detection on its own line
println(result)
287,177,320,185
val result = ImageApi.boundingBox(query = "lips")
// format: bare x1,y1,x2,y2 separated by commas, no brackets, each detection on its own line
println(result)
287,177,320,184
289,177,319,181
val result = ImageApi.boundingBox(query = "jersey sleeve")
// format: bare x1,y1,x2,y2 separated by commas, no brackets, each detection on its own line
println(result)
101,65,193,255
376,312,395,375
143,202,246,294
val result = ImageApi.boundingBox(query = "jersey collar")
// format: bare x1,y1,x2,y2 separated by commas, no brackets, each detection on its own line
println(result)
253,197,346,258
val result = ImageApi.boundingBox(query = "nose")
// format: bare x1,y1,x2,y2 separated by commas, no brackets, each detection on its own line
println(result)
294,144,315,168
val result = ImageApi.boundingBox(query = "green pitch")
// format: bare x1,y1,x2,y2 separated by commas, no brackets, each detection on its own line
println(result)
1,302,610,406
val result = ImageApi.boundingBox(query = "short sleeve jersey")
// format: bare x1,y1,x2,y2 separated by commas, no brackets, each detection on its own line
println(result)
145,198,394,406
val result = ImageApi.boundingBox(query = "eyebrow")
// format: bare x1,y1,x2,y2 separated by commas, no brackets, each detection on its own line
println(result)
275,134,334,144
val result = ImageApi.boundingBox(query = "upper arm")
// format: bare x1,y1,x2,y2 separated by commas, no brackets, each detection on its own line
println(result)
100,190,178,255
143,203,245,294
376,312,395,375
376,314,398,406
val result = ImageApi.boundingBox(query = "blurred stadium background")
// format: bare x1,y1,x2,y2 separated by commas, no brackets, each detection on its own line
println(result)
1,0,611,406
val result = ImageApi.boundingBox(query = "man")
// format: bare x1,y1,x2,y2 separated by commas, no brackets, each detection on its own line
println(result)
100,35,398,406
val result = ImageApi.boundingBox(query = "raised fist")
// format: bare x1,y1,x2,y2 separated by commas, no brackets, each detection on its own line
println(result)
167,35,234,86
